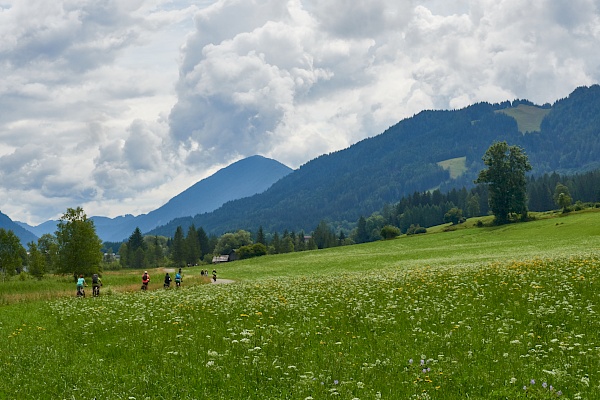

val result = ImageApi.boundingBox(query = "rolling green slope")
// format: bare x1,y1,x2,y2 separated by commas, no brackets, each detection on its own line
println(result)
496,104,551,133
221,209,600,280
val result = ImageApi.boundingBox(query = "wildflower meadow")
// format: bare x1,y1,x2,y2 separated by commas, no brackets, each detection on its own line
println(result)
1,210,599,399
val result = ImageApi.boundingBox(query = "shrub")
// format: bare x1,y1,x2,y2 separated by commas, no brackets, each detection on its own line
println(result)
444,207,464,225
407,224,427,235
236,243,268,260
380,225,401,240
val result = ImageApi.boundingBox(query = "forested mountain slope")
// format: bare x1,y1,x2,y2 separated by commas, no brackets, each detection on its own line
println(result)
0,211,38,245
148,85,600,237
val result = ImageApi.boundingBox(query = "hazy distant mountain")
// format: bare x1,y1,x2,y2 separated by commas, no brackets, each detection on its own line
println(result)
1,211,38,245
147,85,600,237
140,155,292,226
15,219,58,238
18,155,292,242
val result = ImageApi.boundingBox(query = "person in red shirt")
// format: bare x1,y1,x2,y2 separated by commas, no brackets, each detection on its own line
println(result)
142,271,150,290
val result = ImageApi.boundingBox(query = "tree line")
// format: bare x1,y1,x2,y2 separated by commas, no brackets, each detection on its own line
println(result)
2,142,600,279
114,143,600,267
0,207,102,280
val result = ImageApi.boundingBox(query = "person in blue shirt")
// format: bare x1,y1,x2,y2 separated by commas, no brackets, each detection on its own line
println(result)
175,271,182,287
76,274,87,297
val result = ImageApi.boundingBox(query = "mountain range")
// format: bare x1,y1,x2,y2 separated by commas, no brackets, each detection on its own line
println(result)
3,84,600,244
146,84,600,237
5,155,292,243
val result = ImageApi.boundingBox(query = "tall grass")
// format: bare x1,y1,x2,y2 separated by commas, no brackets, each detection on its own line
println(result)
0,267,208,305
0,210,599,398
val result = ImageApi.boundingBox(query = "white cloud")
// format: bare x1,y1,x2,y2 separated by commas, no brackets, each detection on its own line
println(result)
169,0,600,174
1,0,600,225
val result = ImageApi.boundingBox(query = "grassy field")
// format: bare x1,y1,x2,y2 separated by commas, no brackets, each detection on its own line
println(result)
1,210,599,399
496,104,551,133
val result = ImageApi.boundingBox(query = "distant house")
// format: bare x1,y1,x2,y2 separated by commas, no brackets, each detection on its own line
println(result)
212,255,229,263
212,250,239,264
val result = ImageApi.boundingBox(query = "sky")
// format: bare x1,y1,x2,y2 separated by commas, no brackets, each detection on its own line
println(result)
1,0,599,225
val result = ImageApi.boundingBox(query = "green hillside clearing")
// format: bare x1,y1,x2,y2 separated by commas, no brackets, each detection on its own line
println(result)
437,156,467,179
496,104,551,133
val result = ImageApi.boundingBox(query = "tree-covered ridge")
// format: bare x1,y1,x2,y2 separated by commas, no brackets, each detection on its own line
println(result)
146,85,600,238
365,169,600,242
130,168,600,266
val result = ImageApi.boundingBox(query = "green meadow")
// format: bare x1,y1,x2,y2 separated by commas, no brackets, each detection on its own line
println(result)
1,210,599,399
437,157,467,180
496,104,551,133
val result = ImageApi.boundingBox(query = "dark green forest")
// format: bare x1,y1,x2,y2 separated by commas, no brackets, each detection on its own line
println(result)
369,169,600,241
106,168,600,268
147,85,600,239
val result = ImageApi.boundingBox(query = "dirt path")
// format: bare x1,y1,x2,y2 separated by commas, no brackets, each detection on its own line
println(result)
211,278,235,284
162,267,234,284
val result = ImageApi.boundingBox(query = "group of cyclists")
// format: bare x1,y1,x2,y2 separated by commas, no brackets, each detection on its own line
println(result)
77,267,216,297
75,273,102,298
201,269,218,282
160,269,183,289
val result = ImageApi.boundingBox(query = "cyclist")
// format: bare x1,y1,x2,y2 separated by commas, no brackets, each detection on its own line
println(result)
175,271,182,288
212,269,217,283
164,272,172,289
92,273,103,297
142,271,150,290
76,274,87,297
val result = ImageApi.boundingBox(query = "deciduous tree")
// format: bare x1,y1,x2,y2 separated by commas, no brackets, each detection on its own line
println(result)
37,234,58,273
475,142,532,224
554,183,572,212
214,230,252,255
380,225,401,239
444,207,464,225
55,207,103,276
0,228,25,278
27,242,45,279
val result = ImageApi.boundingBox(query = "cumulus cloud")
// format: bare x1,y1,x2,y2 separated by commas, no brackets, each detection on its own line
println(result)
169,0,600,171
0,0,198,223
1,0,600,224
